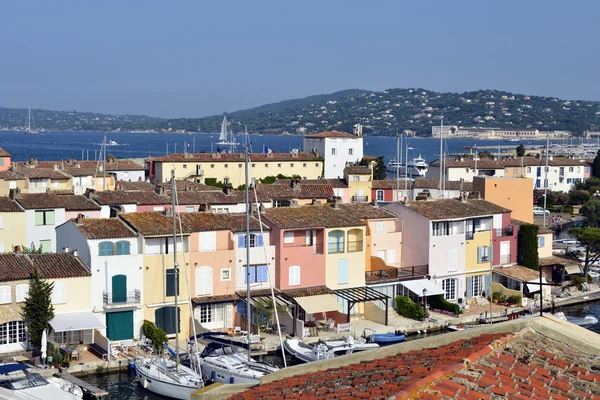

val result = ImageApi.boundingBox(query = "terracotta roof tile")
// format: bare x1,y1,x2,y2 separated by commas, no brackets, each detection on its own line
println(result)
91,191,138,205
538,255,580,267
115,180,155,191
0,148,11,157
262,205,366,229
274,178,347,188
0,197,23,213
32,159,144,172
147,152,322,163
158,180,217,192
16,194,101,211
174,190,247,205
191,294,239,305
69,218,137,239
337,203,396,220
13,166,70,180
304,130,357,139
178,212,231,232
397,198,510,220
493,265,540,281
218,213,269,233
0,171,25,181
344,165,371,175
413,177,473,191
0,253,90,282
431,155,592,168
256,182,334,200
120,212,191,237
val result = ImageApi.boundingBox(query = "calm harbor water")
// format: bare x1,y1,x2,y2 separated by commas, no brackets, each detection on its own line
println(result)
0,129,549,165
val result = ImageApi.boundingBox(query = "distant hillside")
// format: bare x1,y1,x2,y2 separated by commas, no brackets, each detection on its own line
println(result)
2,88,600,136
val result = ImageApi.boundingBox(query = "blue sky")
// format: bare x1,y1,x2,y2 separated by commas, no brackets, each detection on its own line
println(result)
1,1,598,118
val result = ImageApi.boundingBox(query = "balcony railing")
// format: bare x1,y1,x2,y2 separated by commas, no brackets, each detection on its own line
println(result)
500,254,511,265
365,265,428,283
283,242,324,255
352,195,369,203
495,226,514,237
465,231,474,240
328,240,364,254
103,289,141,309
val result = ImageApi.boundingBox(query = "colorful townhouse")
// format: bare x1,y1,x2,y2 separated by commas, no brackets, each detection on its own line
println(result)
0,252,96,354
14,165,72,193
0,170,27,197
0,197,26,253
13,192,101,253
410,178,473,201
473,176,534,224
384,197,511,304
120,212,193,339
345,166,373,203
256,180,334,207
56,216,144,341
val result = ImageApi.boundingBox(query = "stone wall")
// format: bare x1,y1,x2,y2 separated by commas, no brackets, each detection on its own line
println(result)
0,280,27,325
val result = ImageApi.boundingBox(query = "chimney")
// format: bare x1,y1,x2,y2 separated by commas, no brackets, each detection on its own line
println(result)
155,186,166,196
62,246,69,253
84,189,96,199
13,245,21,254
53,164,59,171
331,197,339,209
72,249,78,257
75,213,85,223
371,199,379,207
311,198,320,205
290,179,299,191
223,185,233,195
460,192,468,203
9,188,21,200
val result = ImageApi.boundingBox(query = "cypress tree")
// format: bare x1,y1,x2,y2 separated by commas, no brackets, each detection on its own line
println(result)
517,224,539,270
22,266,54,350
594,150,600,179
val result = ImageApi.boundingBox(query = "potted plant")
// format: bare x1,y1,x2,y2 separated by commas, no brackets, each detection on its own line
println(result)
492,291,503,304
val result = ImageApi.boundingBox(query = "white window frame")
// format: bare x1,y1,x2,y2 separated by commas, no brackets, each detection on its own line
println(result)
283,231,295,244
375,221,385,235
289,265,300,286
0,285,10,304
15,284,28,303
376,190,384,202
220,268,231,282
472,275,483,297
442,278,457,301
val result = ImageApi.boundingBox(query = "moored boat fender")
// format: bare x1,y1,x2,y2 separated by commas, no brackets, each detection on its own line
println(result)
143,379,149,389
211,370,216,381
230,376,234,384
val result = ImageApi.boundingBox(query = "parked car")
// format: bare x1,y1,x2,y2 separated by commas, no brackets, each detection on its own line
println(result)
533,206,550,216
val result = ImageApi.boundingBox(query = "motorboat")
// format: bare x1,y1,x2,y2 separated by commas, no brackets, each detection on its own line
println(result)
554,312,598,327
0,363,82,400
324,335,379,352
387,155,429,177
197,342,278,384
282,337,355,363
106,140,119,146
363,329,406,344
135,357,204,400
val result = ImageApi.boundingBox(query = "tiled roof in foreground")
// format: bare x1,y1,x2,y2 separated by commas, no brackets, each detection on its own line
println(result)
231,323,600,400
0,253,90,282
402,198,511,220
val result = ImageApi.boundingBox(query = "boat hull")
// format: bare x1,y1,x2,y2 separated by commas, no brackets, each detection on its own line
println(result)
369,333,406,344
136,360,202,400
199,364,260,385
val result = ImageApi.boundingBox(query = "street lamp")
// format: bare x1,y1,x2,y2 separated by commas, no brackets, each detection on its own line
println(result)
422,288,428,321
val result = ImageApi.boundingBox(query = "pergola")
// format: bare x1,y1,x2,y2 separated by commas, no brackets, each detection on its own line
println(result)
334,286,391,326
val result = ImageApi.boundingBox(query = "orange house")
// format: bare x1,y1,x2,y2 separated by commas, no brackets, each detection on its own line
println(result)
0,149,10,172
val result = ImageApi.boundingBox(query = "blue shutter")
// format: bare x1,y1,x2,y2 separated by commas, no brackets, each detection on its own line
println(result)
540,236,545,247
485,274,491,297
116,241,130,255
250,267,256,283
466,277,473,299
256,234,264,247
257,265,268,282
99,241,114,256
238,235,246,248
236,301,246,317
489,246,493,263
337,259,349,285
477,247,483,264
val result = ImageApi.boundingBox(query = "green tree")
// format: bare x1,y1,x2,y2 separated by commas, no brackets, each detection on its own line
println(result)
373,156,387,180
21,266,55,350
516,144,525,157
594,150,600,179
570,227,600,278
517,224,539,270
142,320,168,352
580,199,600,227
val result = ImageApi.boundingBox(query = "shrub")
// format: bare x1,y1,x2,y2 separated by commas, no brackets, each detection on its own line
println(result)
142,320,168,352
563,205,574,214
428,295,461,316
492,291,503,301
571,275,585,290
395,296,425,320
507,295,522,305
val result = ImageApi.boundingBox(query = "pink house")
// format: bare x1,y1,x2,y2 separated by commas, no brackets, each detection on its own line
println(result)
492,213,518,266
0,148,10,172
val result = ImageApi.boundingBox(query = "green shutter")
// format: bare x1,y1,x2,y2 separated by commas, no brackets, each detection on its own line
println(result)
112,275,127,303
106,311,134,341
166,269,179,297
35,211,44,226
155,307,179,335
39,240,51,253
46,211,55,225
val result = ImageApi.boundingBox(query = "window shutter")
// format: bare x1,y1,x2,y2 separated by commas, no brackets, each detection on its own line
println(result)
540,236,545,247
485,274,491,297
16,284,28,303
116,241,130,255
466,277,473,299
0,285,11,304
337,259,349,285
35,211,44,226
490,246,493,263
477,247,483,263
237,301,247,317
166,269,179,296
238,235,246,248
111,275,127,303
289,266,300,286
46,211,55,225
257,265,268,282
386,249,396,265
305,230,311,245
448,249,458,271
99,241,113,256
493,214,502,230
256,234,264,247
249,267,256,283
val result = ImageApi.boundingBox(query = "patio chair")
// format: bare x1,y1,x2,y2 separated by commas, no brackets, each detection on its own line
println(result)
70,349,80,361
233,326,242,336
327,319,336,331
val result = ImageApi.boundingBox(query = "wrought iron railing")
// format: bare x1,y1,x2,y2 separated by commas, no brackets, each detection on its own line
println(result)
365,265,428,282
103,289,141,307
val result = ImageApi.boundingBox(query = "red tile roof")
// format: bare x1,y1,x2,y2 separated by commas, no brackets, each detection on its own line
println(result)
232,328,600,400
0,148,11,157
400,198,511,220
91,191,138,205
431,155,592,168
0,253,90,282
274,178,347,189
32,159,144,172
147,152,322,163
178,212,231,232
158,180,217,192
69,218,137,239
120,212,191,237
538,255,580,267
262,205,366,229
371,179,400,189
174,190,246,205
344,165,371,175
0,197,23,213
0,171,25,181
413,177,473,191
337,203,397,220
16,194,101,211
493,265,539,281
218,213,269,233
13,166,70,180
256,183,334,200
115,180,155,191
304,130,357,139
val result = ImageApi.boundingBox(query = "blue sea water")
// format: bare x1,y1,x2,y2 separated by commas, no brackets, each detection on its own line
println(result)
0,130,548,164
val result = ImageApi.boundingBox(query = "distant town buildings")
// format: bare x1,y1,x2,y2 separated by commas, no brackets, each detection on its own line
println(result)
303,128,364,179
431,125,572,139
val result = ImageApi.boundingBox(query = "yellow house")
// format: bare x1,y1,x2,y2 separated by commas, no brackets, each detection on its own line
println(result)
345,165,372,203
120,212,193,339
465,227,493,297
0,197,25,253
147,152,324,187
473,176,534,224
14,166,73,193
0,171,27,196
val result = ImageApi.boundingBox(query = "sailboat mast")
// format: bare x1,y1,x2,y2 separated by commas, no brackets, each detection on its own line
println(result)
244,128,252,359
28,108,31,132
172,170,180,368
103,135,107,191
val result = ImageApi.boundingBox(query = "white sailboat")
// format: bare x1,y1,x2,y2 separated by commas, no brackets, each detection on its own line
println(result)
216,116,237,152
24,107,38,135
135,171,204,400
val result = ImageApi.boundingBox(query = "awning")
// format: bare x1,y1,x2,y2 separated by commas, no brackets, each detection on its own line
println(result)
50,311,105,332
564,265,582,275
526,277,548,293
295,294,342,314
400,279,444,296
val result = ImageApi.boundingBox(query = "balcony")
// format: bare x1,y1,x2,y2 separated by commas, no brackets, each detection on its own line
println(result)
366,265,428,283
495,226,514,237
499,254,511,265
351,195,369,203
103,289,141,309
465,231,474,240
283,242,324,255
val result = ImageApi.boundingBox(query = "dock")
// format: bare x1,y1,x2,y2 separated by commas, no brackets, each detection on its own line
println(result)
61,372,108,398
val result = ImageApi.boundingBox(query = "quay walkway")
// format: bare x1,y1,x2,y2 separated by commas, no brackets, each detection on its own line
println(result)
61,372,108,398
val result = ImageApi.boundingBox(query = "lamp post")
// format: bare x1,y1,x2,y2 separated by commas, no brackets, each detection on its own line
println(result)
422,288,428,322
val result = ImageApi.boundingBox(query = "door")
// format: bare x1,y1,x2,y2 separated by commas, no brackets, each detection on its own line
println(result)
106,311,133,341
500,241,510,265
112,275,127,303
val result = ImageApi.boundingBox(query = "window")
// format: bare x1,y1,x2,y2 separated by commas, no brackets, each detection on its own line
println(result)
347,228,363,252
569,167,574,172
198,303,229,324
283,231,295,244
577,167,581,173
251,163,256,168
238,164,242,168
289,266,300,286
265,164,268,168
442,278,457,301
376,190,384,201
0,216,4,229
116,241,130,255
303,163,307,168
527,167,531,173
351,176,359,182
349,148,354,155
538,236,545,248
186,206,195,212
35,210,55,226
375,221,385,234
315,163,319,167
15,284,28,303
472,275,483,297
52,282,67,304
238,234,263,248
331,148,337,155
290,163,294,168
277,163,282,168
328,230,345,253
183,164,187,169
432,222,450,236
337,259,349,284
195,266,212,296
477,246,490,263
448,248,458,271
224,164,228,168
39,240,51,253
221,268,231,281
199,304,212,323
244,265,268,283
166,269,180,297
386,249,396,265
0,321,27,345
155,306,180,335
199,231,217,251
210,164,215,169
305,230,314,246
0,285,10,304
513,168,518,174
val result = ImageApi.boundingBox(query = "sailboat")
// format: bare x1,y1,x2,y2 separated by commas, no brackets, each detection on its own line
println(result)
135,171,204,400
24,107,38,135
216,116,237,152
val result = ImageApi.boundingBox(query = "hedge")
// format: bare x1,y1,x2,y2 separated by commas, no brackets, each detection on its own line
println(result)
428,295,461,316
395,296,425,320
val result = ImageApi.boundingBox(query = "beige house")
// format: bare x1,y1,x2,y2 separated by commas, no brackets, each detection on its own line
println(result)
345,165,373,203
14,166,72,193
0,197,25,253
0,171,27,196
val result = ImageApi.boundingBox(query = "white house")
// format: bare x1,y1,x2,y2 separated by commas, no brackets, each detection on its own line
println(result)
56,216,144,341
303,130,364,179
14,193,101,253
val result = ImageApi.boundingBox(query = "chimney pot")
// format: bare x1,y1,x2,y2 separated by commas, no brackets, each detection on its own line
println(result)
13,245,21,254
72,249,78,257
63,246,69,253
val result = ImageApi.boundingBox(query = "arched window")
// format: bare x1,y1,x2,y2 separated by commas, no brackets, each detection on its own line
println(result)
289,266,300,286
98,241,114,256
15,284,29,303
347,229,363,252
115,241,131,255
327,230,345,253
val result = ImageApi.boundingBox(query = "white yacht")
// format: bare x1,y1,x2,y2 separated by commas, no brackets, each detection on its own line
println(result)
106,140,119,146
197,342,278,384
324,336,379,352
387,155,429,177
0,363,82,400
282,337,356,364
136,358,204,400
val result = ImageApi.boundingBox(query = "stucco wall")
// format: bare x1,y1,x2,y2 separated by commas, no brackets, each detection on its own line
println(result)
189,231,236,297
303,137,363,179
25,208,66,252
325,226,367,289
537,232,553,258
382,203,429,268
474,177,534,224
466,230,493,274
0,211,26,253
273,228,326,290
368,219,402,268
